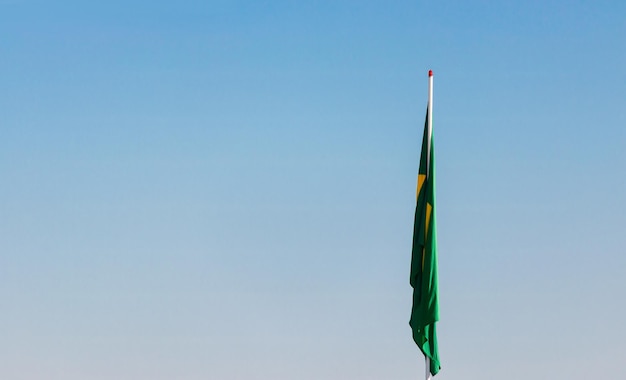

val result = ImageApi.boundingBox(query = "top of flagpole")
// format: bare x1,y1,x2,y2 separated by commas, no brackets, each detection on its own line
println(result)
426,69,433,179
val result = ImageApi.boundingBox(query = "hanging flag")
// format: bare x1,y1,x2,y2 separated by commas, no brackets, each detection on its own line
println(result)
409,72,441,377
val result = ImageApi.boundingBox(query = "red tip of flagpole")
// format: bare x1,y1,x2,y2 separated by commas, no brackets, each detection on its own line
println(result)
428,70,433,77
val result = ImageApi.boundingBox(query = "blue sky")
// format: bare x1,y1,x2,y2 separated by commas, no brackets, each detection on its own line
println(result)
2,1,625,379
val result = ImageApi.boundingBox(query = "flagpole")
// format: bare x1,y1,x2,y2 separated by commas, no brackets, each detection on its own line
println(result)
426,70,433,179
425,69,434,380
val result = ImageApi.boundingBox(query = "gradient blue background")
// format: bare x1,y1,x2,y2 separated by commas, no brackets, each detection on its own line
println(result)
2,1,625,379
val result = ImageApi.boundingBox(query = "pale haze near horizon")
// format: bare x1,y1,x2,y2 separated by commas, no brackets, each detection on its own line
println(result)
1,1,625,379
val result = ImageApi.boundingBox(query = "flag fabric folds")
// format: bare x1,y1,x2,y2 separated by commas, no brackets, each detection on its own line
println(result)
409,110,441,376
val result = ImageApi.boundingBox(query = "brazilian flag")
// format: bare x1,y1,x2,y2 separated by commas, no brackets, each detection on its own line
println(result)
409,109,441,376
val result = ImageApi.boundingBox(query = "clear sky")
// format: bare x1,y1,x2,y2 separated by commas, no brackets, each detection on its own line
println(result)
2,1,625,379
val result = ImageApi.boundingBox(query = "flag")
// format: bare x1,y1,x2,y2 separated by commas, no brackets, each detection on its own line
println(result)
409,109,441,376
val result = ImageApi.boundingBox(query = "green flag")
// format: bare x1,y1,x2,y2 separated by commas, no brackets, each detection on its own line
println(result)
409,109,441,376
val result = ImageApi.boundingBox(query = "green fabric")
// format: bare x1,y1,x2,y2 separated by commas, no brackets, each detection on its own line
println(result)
409,110,441,376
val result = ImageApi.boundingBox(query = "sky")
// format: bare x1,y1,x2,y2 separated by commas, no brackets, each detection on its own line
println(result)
1,1,626,379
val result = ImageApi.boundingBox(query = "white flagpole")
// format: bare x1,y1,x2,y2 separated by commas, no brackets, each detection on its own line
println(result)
425,69,434,380
426,69,433,180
